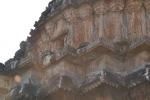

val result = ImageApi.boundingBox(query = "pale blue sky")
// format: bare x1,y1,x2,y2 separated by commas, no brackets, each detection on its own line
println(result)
0,0,51,63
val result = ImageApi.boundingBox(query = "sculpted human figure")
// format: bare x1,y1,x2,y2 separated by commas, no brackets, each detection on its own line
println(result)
55,18,68,36
45,21,56,37
41,51,54,68
144,0,150,37
126,0,145,40
36,37,44,56
93,0,107,39
79,4,93,43
109,0,128,45
40,31,51,51
64,8,77,48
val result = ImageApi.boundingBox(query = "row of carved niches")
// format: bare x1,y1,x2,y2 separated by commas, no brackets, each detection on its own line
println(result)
84,51,150,74
33,0,150,53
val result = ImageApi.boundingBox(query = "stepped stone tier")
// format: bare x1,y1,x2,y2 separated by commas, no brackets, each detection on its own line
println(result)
1,0,150,100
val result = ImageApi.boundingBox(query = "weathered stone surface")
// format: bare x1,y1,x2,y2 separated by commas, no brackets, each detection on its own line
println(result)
1,0,150,100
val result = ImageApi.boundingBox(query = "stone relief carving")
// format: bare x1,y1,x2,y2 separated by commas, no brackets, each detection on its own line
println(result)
126,0,145,40
109,0,128,45
144,0,150,37
93,0,107,39
143,66,150,81
40,30,51,51
41,50,54,68
45,21,56,37
53,18,68,38
51,40,64,52
64,8,77,48
36,37,44,55
79,4,93,43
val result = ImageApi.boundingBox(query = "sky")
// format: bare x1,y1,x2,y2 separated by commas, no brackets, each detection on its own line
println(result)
0,0,51,63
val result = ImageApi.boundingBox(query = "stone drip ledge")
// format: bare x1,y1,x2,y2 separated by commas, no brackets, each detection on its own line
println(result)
7,63,150,99
1,36,150,75
39,63,150,96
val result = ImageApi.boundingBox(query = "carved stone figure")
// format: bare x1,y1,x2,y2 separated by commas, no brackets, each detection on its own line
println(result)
93,0,107,39
41,50,54,68
126,0,145,40
54,18,68,37
40,30,51,51
45,21,56,37
109,0,128,46
144,0,150,37
64,8,77,48
79,4,93,43
36,37,44,55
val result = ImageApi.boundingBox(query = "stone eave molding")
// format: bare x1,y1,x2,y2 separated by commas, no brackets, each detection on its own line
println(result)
38,62,150,97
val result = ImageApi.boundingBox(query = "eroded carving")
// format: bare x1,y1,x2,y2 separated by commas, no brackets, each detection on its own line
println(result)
126,0,145,40
79,4,93,43
53,18,68,38
109,0,128,46
93,0,107,39
144,0,150,37
45,21,56,37
14,41,32,60
64,8,77,47
41,50,54,68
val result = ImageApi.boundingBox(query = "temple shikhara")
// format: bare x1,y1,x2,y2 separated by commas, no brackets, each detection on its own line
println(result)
1,0,150,99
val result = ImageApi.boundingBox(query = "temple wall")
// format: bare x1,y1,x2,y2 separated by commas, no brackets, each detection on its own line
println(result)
35,0,150,52
1,0,150,100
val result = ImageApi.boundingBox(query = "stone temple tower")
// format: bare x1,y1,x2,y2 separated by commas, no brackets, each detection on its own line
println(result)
1,0,150,100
